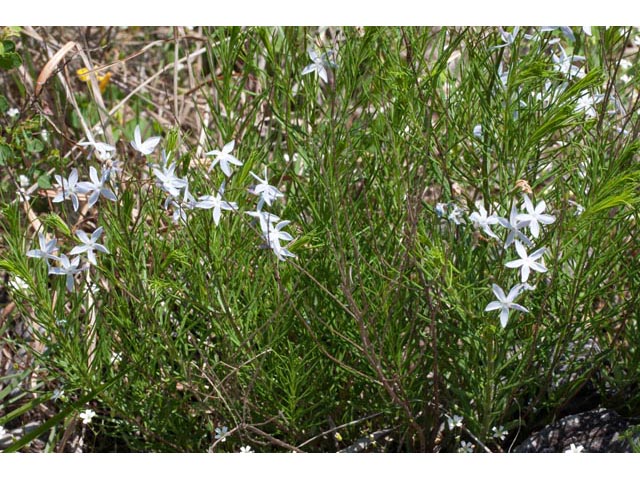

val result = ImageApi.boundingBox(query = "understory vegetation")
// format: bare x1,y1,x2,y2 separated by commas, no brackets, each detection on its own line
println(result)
1,26,639,452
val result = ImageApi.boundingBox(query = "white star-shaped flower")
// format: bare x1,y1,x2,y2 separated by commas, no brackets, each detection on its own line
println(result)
301,49,334,83
485,283,529,328
516,194,556,239
130,125,161,155
79,409,96,425
505,242,547,283
195,182,238,226
206,140,243,177
469,202,500,240
69,227,110,266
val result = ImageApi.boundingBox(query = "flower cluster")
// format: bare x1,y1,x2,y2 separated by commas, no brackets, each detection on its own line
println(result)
437,192,556,329
27,228,109,292
52,164,118,213
145,133,296,261
479,194,555,328
245,168,295,262
27,134,121,293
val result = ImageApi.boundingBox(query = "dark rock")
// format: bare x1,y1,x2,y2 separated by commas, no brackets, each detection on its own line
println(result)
515,408,638,452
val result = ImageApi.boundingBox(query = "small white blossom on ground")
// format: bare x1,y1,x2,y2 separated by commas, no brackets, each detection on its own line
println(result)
473,124,483,138
6,107,19,118
17,174,31,202
19,174,30,188
240,445,254,453
79,409,96,425
485,283,528,328
51,388,64,401
565,443,585,453
492,425,508,441
458,440,475,453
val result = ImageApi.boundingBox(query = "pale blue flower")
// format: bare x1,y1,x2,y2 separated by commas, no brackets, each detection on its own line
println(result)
195,182,238,226
26,233,60,264
215,426,229,442
301,48,335,83
447,204,466,225
206,140,242,177
262,219,296,261
78,166,118,207
170,185,198,225
575,92,604,118
152,162,188,197
53,168,83,212
51,387,64,401
49,254,88,292
540,26,576,42
493,27,520,49
69,227,109,266
246,210,296,261
249,167,284,209
505,242,547,283
435,203,448,218
485,283,529,328
552,45,585,79
498,204,532,249
469,202,500,240
78,140,116,161
516,194,556,239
